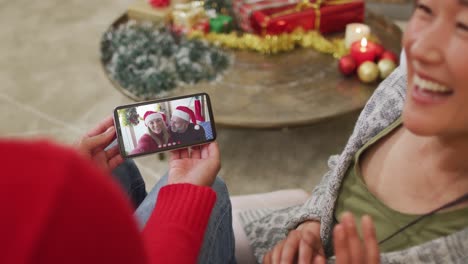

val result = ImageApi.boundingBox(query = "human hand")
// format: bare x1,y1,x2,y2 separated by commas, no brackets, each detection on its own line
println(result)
168,142,221,186
75,116,123,172
333,212,380,264
263,220,325,264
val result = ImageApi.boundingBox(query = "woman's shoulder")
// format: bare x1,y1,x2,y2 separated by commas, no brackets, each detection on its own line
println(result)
137,133,153,143
344,67,407,152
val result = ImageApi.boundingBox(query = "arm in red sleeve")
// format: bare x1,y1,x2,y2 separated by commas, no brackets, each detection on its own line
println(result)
142,184,217,264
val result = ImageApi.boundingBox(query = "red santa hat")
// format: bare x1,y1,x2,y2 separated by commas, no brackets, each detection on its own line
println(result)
143,111,166,126
172,106,197,123
172,106,200,130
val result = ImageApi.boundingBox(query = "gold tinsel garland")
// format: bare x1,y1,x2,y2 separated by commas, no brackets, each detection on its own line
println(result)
189,28,382,58
188,28,348,57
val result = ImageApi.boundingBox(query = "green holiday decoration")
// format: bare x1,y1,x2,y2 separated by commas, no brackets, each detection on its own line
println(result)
101,21,231,99
209,15,233,33
118,107,140,127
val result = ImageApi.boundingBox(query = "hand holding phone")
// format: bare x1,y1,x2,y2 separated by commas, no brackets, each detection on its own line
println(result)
113,93,216,159
75,115,124,172
168,142,221,186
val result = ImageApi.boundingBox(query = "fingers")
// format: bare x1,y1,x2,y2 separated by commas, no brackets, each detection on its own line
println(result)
107,154,124,171
333,224,349,264
190,145,202,159
271,239,285,264
180,148,189,159
202,141,219,159
263,251,272,264
169,142,219,164
341,212,364,263
169,149,181,162
203,142,221,173
169,148,189,161
105,145,120,159
104,145,124,170
313,256,326,264
281,230,301,263
80,126,116,152
297,235,314,264
265,228,322,264
334,213,381,264
362,215,380,264
87,115,115,137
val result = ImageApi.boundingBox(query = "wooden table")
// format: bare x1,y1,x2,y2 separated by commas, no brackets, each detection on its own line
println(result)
104,12,402,129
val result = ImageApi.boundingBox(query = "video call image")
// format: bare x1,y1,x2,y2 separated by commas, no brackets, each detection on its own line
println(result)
116,95,214,156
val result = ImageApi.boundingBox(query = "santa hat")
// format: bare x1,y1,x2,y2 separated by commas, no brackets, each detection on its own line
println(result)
143,111,166,126
172,106,200,130
172,106,196,123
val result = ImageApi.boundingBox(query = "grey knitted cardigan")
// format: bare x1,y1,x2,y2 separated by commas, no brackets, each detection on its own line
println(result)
240,67,468,263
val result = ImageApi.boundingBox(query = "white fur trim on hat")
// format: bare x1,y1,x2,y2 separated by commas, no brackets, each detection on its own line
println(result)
145,113,163,126
172,109,191,122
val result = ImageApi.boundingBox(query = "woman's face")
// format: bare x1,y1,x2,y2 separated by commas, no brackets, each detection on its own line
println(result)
148,118,165,134
402,0,468,138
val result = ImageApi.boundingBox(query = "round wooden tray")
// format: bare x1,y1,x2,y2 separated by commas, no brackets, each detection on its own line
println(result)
102,11,402,129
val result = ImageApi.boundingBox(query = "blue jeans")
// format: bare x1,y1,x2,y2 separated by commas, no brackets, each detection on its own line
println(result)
135,174,236,264
112,159,147,208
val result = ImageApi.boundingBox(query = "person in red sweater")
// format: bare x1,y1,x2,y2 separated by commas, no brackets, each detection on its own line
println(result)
0,115,228,264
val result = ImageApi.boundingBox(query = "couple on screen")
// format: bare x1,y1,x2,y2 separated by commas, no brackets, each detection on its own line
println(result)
130,105,206,155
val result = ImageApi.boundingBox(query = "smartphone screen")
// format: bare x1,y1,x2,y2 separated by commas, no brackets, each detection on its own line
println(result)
114,93,216,158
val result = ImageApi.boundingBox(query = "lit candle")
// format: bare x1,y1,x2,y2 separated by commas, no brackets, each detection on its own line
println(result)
350,38,377,67
345,23,371,48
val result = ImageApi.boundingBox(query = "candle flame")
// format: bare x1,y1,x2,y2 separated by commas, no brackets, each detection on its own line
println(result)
356,28,362,33
361,38,368,47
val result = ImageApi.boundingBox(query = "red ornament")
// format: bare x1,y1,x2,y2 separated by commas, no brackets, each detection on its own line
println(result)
193,19,211,34
149,0,170,8
380,50,398,64
339,55,357,76
368,42,385,60
350,38,377,67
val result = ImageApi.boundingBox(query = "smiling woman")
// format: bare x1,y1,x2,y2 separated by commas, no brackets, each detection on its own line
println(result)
402,0,468,137
237,1,468,263
130,111,171,156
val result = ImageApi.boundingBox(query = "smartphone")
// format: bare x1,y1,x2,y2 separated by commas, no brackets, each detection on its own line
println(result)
113,93,216,158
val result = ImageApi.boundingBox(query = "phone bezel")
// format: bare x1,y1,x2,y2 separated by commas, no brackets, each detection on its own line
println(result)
113,92,216,159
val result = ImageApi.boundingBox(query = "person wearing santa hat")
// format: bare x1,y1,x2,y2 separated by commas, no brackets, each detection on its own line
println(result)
130,111,172,155
170,106,206,145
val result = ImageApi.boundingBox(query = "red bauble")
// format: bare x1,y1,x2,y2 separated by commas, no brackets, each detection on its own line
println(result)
193,19,211,34
149,0,170,7
339,55,357,76
380,51,398,64
368,42,385,60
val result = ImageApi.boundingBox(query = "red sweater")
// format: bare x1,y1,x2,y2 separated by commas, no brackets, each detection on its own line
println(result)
0,140,216,264
131,133,171,155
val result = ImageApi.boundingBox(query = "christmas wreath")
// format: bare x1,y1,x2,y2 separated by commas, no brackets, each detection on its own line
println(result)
101,21,231,99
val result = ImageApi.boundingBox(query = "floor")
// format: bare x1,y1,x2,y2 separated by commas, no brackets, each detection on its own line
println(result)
0,0,411,195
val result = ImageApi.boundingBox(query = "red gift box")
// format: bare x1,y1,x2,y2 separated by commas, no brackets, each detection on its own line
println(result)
250,0,365,35
233,0,299,32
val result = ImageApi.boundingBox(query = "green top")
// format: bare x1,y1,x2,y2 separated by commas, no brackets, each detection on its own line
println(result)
334,117,468,253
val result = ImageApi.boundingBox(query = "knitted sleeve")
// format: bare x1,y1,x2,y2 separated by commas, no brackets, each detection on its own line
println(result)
142,184,216,264
241,66,408,263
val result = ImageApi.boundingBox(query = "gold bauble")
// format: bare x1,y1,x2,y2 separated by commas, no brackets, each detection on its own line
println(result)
357,61,379,83
378,59,397,79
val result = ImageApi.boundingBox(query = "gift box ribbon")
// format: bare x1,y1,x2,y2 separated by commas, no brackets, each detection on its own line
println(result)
261,0,358,32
